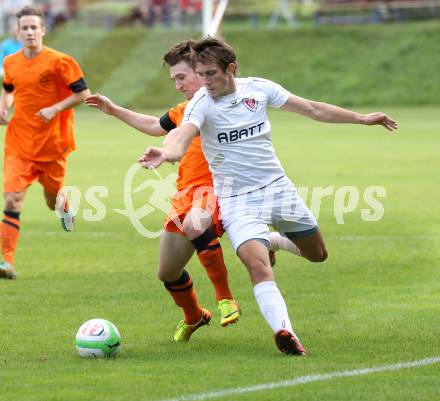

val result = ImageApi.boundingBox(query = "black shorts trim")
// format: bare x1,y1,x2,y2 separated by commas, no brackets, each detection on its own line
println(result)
285,226,318,239
236,237,269,254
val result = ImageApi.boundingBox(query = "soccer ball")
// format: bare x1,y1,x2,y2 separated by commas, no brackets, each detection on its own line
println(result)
75,319,121,358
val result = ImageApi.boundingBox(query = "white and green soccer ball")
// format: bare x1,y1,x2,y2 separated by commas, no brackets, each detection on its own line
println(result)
75,319,121,358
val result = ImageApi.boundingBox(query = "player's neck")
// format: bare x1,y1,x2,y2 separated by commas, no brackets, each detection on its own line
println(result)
23,44,44,59
218,77,236,97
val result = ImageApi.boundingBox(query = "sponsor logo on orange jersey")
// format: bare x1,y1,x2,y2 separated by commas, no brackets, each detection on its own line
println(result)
39,70,54,85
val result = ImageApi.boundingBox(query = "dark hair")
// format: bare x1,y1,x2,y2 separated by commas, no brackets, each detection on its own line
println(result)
163,39,197,67
191,37,237,74
16,6,45,26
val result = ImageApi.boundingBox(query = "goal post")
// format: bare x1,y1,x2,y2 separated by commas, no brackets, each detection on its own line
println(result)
202,0,229,38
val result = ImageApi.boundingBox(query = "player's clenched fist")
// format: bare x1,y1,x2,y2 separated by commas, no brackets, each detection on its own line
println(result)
138,147,166,169
36,106,58,123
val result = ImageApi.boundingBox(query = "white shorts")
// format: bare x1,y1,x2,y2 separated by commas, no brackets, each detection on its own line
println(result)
219,176,318,251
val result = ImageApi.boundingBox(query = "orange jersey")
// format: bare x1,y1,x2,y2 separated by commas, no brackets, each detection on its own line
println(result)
160,101,212,190
3,46,85,161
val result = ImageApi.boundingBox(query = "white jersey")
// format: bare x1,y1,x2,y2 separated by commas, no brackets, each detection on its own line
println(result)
182,77,290,197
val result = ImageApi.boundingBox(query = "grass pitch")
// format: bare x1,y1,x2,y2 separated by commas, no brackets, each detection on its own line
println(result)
0,106,439,401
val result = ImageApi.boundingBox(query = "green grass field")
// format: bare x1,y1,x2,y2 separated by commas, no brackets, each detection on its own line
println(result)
0,106,439,401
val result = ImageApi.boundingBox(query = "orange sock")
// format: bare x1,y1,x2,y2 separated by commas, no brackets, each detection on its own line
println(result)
164,270,203,325
1,210,21,265
197,240,233,301
191,229,233,302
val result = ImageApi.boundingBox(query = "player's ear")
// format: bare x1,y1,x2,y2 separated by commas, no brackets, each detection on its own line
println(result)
226,63,236,75
38,16,47,35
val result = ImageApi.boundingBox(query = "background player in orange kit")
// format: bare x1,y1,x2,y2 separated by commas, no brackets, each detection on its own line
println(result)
85,40,241,342
0,6,90,279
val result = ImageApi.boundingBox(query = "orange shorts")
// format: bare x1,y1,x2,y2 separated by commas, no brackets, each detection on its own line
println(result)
164,185,224,238
3,154,67,194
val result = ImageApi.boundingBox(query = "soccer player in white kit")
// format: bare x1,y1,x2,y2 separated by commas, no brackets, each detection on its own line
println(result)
139,38,398,355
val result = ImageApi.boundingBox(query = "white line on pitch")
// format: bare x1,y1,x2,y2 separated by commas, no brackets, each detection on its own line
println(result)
155,357,440,401
25,230,115,237
335,235,440,241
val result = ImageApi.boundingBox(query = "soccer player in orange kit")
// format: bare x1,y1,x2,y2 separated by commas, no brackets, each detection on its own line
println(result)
86,40,246,341
0,7,90,279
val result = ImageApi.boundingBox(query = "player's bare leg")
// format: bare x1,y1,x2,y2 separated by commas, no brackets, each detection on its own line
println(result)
158,231,194,282
237,239,306,355
45,190,74,231
158,231,211,341
237,239,274,285
183,207,240,327
286,229,328,263
0,190,27,279
44,191,57,210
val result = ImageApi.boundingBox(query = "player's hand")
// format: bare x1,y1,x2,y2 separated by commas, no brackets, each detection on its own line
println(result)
36,106,58,123
138,147,166,169
0,109,9,125
84,93,115,115
362,112,398,132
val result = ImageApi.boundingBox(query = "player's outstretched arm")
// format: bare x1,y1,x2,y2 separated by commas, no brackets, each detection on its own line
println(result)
36,88,91,123
84,93,167,137
139,123,199,169
281,94,398,132
0,88,14,125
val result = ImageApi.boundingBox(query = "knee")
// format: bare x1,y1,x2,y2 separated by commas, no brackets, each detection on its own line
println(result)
182,208,212,241
307,247,328,263
4,194,23,212
182,219,205,240
156,264,181,283
247,258,273,284
157,269,169,283
45,197,56,210
156,266,169,282
44,191,59,211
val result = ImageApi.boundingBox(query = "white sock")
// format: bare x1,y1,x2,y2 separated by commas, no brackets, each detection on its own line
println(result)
253,281,293,334
269,232,301,256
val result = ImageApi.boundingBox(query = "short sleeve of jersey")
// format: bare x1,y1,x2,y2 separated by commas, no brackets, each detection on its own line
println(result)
56,54,84,87
257,78,290,108
182,89,207,129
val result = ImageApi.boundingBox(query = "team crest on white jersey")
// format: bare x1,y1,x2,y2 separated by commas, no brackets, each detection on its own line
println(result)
242,97,258,112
